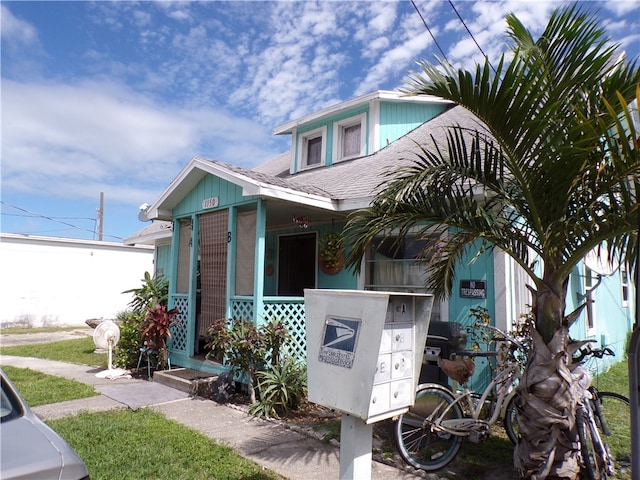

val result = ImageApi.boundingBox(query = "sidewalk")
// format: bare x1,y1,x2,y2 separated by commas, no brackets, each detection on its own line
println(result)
0,353,437,480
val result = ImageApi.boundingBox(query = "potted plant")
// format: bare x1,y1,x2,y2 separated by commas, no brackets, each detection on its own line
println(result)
318,231,345,275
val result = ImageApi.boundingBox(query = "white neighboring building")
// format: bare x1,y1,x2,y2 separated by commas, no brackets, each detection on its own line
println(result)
0,233,154,327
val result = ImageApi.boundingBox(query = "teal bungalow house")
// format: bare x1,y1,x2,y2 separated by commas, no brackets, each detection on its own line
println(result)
126,91,635,378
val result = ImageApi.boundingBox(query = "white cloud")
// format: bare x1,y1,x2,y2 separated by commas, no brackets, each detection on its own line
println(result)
2,0,638,216
1,79,279,204
0,5,39,48
601,0,640,16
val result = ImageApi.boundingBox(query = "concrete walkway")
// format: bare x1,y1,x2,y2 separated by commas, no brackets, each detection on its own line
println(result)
0,352,437,480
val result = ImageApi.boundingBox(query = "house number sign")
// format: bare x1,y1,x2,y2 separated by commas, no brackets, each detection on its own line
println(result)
202,197,219,209
460,280,487,299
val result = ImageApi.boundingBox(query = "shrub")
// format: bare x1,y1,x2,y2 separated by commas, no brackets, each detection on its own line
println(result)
205,318,292,404
140,304,180,371
113,310,145,369
122,272,169,313
249,357,307,419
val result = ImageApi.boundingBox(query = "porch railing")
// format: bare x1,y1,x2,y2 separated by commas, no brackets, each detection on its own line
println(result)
169,294,307,362
232,296,307,361
263,296,306,361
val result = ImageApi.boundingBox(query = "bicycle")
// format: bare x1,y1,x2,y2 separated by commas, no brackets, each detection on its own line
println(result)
394,325,525,471
504,344,631,480
574,345,631,480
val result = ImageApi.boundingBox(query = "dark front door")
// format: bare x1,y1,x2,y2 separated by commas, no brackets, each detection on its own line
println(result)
278,233,316,296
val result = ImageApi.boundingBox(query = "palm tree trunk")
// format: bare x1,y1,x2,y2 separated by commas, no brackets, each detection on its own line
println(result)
516,327,581,479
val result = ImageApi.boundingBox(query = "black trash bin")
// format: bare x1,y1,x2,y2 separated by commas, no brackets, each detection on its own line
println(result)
419,321,468,388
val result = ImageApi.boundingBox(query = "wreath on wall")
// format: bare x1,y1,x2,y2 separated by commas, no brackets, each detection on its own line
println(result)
318,231,345,275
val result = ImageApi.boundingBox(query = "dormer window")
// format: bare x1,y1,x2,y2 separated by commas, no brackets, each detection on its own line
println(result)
299,126,326,170
307,136,322,165
334,113,366,162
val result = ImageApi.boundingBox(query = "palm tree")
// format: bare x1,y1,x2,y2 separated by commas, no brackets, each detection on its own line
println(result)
344,6,639,479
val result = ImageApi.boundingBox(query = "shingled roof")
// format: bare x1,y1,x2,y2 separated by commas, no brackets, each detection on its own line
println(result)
253,104,486,202
138,103,489,231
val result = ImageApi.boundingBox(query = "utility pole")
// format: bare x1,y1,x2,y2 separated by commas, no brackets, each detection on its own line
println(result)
97,192,104,241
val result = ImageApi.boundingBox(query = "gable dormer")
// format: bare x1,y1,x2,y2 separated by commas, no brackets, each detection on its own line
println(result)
273,90,451,175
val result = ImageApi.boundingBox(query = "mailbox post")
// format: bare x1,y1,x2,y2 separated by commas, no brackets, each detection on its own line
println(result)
304,289,434,480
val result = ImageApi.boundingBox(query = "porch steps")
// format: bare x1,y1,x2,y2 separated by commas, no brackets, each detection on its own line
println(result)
153,368,218,397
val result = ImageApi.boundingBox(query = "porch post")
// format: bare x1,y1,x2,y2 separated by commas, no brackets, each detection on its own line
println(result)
187,214,199,356
226,207,237,320
254,199,267,325
169,220,180,298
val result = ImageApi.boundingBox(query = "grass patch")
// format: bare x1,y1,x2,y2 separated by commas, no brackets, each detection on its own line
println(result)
48,409,282,480
450,426,517,479
591,359,629,396
1,365,98,407
0,337,106,368
1,326,88,335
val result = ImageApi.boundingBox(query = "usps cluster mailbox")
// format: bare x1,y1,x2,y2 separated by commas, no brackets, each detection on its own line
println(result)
304,289,434,424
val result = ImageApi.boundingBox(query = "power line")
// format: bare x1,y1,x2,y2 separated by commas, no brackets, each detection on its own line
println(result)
410,0,451,65
0,200,123,241
448,0,496,74
411,0,497,74
2,212,95,221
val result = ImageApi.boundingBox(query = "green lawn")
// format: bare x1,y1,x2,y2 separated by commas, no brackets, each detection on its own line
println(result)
48,409,282,480
0,326,87,335
0,337,107,368
1,333,282,480
1,365,98,406
590,359,630,397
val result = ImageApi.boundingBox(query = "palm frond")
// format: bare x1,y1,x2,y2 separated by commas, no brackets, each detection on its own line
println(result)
347,5,639,301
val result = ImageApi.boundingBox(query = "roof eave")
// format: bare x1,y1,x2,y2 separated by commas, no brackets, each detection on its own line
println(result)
272,91,450,135
244,183,339,211
145,156,341,220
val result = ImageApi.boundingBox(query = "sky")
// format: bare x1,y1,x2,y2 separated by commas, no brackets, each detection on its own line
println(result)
2,1,639,242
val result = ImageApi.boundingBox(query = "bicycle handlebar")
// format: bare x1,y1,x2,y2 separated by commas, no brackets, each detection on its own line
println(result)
482,324,526,351
573,343,615,364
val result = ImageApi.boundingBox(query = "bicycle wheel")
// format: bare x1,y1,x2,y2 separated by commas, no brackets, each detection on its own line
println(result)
503,394,520,445
596,392,631,477
394,384,463,471
577,405,608,480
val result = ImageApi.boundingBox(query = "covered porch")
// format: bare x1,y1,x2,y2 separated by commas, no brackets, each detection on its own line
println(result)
145,158,354,373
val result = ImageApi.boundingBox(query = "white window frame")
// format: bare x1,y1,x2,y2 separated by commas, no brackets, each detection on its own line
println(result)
584,266,597,336
621,264,630,308
333,113,366,162
297,126,326,170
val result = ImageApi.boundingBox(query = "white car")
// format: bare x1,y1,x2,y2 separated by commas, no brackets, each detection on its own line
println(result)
1,368,90,480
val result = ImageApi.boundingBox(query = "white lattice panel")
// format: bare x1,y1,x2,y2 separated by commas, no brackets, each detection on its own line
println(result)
264,301,306,362
170,295,189,353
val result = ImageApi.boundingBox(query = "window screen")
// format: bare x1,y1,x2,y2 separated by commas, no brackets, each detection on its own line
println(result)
235,211,256,296
307,136,322,165
176,219,192,294
198,210,228,337
342,124,361,157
